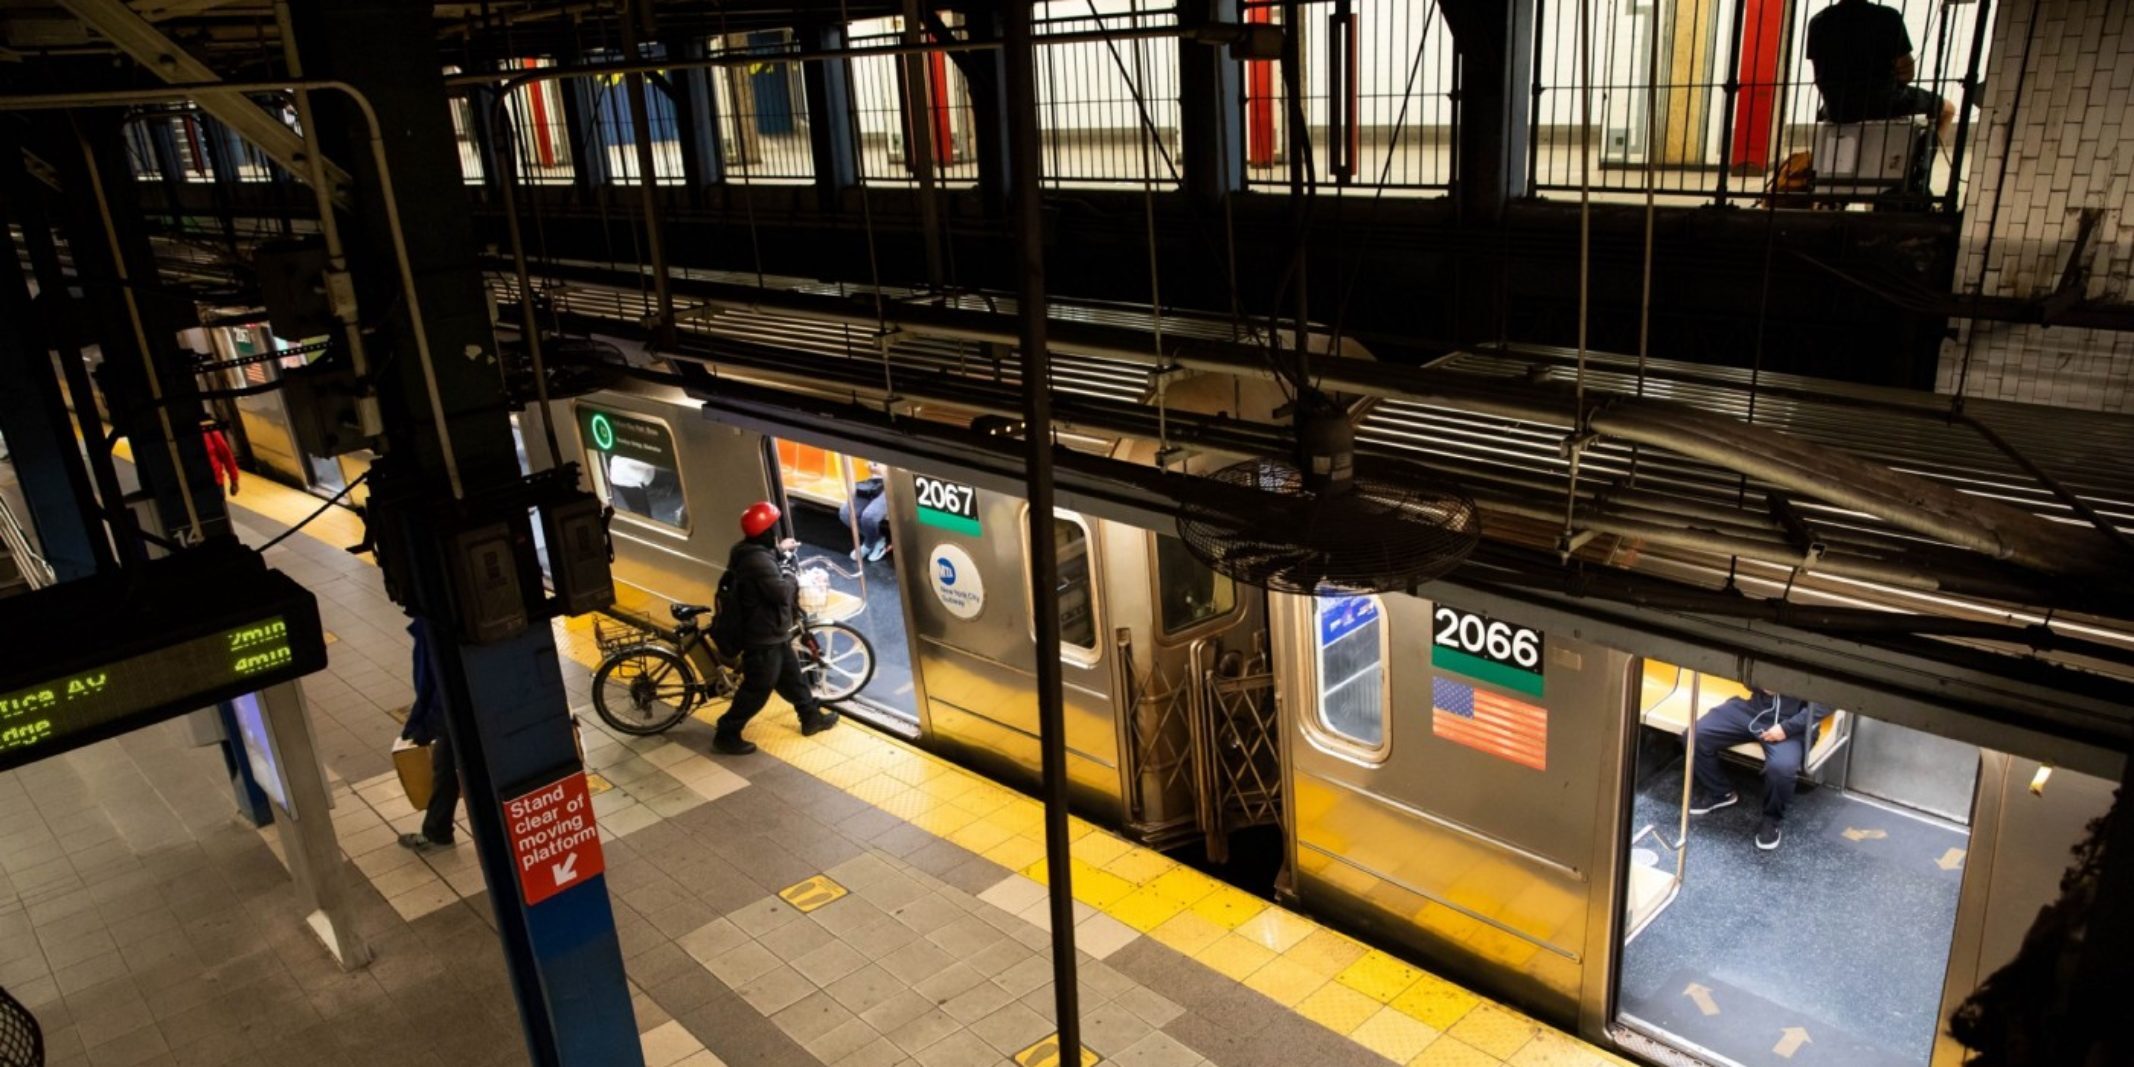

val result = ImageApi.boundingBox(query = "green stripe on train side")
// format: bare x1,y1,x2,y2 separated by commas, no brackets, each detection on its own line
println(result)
917,506,981,536
1431,644,1545,698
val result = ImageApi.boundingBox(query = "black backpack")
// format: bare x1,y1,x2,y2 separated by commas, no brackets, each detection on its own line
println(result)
709,568,747,655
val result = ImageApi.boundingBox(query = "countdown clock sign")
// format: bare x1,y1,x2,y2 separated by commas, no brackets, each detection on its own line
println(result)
1430,604,1545,698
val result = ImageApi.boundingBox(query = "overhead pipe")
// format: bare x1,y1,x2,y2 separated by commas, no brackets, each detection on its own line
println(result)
498,261,2126,583
660,368,2134,728
506,299,2085,611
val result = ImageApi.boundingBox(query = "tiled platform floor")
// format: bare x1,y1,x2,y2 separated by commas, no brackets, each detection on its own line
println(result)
0,464,1625,1067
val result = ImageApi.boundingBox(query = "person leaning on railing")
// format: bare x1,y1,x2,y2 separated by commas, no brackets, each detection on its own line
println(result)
1805,0,1958,145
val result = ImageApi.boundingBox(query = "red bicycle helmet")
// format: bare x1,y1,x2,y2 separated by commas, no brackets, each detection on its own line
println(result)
740,501,782,538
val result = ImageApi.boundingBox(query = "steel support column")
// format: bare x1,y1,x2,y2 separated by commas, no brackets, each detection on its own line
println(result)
1003,2,1082,1059
1442,0,1536,221
48,111,228,549
0,127,111,581
803,21,860,208
286,2,639,1063
1181,0,1245,202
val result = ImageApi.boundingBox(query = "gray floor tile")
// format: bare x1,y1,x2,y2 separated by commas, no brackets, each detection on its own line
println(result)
974,997,1064,1055
772,989,861,1044
825,963,906,1016
885,1006,962,1055
913,1029,1002,1067
792,939,871,987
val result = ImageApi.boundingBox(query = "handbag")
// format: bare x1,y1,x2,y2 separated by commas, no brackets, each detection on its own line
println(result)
392,735,435,811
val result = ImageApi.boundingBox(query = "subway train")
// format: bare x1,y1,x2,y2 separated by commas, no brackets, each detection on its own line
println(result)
516,354,2126,1067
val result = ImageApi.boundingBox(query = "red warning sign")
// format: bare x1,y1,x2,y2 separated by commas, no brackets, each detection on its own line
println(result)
504,771,605,906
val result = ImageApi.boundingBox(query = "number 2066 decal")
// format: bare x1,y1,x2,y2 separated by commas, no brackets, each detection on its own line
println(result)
1431,605,1545,697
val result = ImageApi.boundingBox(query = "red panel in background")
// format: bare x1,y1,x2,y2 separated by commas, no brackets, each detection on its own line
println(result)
1729,0,1790,173
1246,4,1276,168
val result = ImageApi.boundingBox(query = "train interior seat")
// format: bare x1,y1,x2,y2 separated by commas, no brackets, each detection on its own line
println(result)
1638,661,1849,774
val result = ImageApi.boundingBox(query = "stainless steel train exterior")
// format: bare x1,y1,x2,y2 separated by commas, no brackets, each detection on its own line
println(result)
523,376,2121,1067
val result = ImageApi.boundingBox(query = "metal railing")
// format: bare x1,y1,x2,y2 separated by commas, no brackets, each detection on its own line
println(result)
0,492,57,592
1240,0,1459,192
1527,0,1990,208
1034,0,1183,187
847,18,981,187
709,29,817,183
123,107,286,184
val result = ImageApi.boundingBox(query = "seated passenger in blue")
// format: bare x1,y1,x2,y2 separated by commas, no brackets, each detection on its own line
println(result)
1806,0,1956,145
1689,689,1832,852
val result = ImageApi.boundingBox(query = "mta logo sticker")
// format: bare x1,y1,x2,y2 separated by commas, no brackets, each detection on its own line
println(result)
938,557,958,585
778,874,849,914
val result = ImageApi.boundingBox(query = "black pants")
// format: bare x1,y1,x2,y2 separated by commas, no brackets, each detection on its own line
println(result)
423,731,461,843
716,643,821,738
1692,700,1807,821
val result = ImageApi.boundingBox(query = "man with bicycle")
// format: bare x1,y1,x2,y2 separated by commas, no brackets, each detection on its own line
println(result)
712,501,840,755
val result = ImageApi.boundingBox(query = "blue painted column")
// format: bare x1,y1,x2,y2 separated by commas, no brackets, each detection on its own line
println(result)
287,2,642,1062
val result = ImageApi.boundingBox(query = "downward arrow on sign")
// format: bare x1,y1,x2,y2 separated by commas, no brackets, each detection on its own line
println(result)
552,852,580,888
1774,1027,1812,1058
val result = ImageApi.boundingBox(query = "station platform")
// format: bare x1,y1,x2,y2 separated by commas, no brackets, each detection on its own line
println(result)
0,466,1628,1067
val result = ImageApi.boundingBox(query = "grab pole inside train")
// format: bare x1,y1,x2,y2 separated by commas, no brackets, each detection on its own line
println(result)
1004,1,1083,1060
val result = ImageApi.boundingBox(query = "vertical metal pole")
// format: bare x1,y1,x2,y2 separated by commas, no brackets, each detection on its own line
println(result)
1713,0,1749,205
618,0,675,337
901,0,946,290
1003,3,1080,1059
1941,0,1995,214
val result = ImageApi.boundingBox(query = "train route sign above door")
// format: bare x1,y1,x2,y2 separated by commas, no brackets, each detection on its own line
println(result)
1430,604,1545,698
913,475,981,536
928,543,986,620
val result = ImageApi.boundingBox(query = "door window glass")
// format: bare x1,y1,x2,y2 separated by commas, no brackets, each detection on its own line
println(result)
1054,516,1098,653
579,406,689,530
1155,534,1235,635
1315,595,1385,749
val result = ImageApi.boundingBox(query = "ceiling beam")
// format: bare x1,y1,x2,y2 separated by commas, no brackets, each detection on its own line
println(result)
51,0,353,209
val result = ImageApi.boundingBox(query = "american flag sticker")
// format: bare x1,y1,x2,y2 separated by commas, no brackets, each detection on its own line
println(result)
1431,676,1548,771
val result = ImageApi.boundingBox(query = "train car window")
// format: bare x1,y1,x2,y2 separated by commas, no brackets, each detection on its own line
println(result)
1154,534,1235,636
1055,517,1099,653
577,405,690,531
1315,595,1387,751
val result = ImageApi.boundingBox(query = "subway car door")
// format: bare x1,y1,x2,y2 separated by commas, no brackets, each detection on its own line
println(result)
891,472,1128,820
1281,592,1636,1025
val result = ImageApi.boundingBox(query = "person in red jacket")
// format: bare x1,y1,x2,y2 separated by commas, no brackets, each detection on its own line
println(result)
202,422,240,496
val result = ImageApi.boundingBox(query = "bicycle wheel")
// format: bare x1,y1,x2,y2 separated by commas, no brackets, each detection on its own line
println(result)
801,622,874,704
593,645,698,735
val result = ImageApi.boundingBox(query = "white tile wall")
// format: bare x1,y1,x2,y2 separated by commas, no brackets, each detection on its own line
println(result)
1940,0,2134,413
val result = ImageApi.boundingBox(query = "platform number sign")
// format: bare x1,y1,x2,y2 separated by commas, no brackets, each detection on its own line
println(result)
913,475,981,536
1430,605,1545,698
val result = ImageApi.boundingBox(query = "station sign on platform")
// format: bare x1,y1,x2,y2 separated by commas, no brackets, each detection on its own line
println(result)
504,770,606,906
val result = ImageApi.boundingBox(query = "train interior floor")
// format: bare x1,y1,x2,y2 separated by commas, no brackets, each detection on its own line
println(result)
0,459,1631,1066
790,502,919,726
1618,757,1968,1067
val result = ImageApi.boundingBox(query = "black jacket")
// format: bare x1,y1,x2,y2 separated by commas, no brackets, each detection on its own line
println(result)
726,540,797,647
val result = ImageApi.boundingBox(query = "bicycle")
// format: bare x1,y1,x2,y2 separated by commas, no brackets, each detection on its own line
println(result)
590,601,876,737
